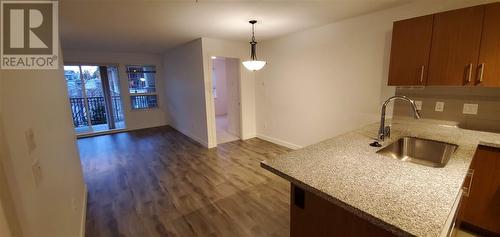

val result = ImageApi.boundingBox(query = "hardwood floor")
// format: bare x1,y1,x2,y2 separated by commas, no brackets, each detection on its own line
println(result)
78,126,291,237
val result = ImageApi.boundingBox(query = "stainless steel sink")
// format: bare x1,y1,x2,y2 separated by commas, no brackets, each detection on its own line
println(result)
376,137,458,168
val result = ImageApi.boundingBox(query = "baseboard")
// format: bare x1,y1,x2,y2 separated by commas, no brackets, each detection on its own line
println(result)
257,134,302,150
80,185,88,237
76,128,127,138
76,124,210,148
76,124,169,139
170,125,209,148
241,134,257,140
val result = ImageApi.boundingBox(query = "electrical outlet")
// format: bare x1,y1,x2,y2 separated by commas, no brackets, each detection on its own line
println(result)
463,104,478,115
32,159,42,187
435,102,445,112
25,128,36,154
414,100,422,110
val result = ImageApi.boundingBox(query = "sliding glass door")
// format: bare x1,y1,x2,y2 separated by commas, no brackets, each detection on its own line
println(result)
107,66,125,130
64,65,125,135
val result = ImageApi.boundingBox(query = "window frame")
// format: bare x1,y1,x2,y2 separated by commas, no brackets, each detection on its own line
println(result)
63,63,127,132
126,65,159,110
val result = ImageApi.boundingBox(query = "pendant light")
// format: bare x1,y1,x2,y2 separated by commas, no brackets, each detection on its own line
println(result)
242,20,266,71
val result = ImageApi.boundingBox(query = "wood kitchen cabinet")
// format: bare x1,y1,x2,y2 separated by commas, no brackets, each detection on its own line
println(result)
427,5,484,86
387,2,500,87
388,15,433,86
476,2,500,87
290,184,394,237
458,145,500,235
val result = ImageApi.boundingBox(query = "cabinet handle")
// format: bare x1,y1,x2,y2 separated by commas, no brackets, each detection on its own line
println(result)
477,63,485,83
463,169,474,197
466,63,473,83
419,65,425,84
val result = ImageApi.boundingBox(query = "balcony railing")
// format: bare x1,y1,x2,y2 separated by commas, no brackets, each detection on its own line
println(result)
69,96,123,127
130,95,158,109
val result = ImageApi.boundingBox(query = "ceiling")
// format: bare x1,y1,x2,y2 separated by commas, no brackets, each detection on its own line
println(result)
59,0,410,54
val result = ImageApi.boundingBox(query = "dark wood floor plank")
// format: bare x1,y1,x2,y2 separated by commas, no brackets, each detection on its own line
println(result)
79,126,291,237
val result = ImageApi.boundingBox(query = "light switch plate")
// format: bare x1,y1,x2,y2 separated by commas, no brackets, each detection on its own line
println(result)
463,104,478,115
435,102,445,112
414,100,422,110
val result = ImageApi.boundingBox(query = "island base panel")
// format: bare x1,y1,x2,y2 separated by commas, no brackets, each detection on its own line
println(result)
291,184,396,237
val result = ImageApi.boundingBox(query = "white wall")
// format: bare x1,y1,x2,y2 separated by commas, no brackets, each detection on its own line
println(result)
63,50,168,131
0,47,86,236
163,39,209,146
0,70,14,237
0,114,20,237
213,58,228,116
202,38,257,147
0,204,10,237
162,38,257,148
255,0,493,149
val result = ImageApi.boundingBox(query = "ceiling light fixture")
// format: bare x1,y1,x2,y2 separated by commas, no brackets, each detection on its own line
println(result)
242,20,266,71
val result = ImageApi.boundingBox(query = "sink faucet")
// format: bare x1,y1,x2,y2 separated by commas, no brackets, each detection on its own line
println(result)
378,95,421,141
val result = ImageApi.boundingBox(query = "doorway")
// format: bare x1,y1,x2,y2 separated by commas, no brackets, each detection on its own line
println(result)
211,57,241,144
64,64,125,135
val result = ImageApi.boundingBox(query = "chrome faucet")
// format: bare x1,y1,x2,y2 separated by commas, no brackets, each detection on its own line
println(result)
378,95,421,141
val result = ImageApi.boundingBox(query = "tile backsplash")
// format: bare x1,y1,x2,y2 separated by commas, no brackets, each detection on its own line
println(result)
393,87,500,133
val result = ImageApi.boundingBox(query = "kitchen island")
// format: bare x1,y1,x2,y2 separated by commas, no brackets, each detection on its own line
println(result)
261,119,500,237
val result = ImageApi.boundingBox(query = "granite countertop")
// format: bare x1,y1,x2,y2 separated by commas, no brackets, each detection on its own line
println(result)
261,118,500,237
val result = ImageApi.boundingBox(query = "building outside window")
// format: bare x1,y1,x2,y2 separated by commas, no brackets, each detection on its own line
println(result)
126,65,158,109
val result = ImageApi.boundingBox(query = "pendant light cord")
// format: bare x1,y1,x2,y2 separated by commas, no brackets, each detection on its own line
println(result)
252,23,256,42
250,21,257,60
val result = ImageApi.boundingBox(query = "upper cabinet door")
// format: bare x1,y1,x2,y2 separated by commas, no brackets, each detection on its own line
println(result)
476,3,500,87
388,15,433,86
427,6,485,86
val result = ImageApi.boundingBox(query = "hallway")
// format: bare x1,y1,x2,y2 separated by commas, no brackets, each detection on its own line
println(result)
216,115,239,144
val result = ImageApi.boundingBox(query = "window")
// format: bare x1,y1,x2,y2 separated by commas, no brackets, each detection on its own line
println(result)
126,65,158,109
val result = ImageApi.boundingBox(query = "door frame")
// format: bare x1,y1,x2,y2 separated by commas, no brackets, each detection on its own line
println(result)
64,62,126,136
205,55,243,148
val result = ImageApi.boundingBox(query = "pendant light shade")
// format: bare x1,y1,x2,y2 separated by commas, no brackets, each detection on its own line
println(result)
242,20,266,71
242,60,266,71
